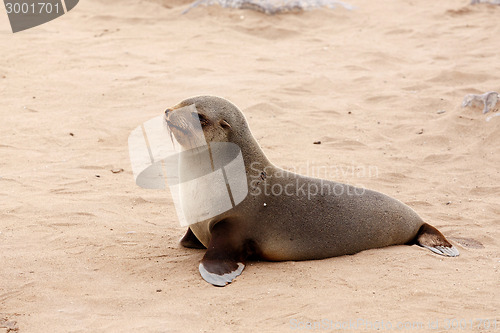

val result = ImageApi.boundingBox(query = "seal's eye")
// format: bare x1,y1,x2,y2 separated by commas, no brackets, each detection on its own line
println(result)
220,119,231,129
192,112,210,127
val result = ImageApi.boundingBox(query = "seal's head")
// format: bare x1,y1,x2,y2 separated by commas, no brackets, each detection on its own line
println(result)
164,96,247,149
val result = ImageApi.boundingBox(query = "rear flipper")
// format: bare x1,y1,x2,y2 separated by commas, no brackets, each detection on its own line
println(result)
415,223,459,257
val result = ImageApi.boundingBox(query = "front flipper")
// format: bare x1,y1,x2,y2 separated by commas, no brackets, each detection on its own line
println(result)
199,262,245,287
199,221,247,287
180,227,206,249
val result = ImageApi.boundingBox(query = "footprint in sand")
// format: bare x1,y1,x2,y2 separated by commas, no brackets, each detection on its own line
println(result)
462,91,498,114
471,0,500,4
183,0,353,15
448,237,484,249
462,92,499,120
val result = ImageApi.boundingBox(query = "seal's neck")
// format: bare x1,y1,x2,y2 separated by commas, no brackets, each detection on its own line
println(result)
228,126,274,178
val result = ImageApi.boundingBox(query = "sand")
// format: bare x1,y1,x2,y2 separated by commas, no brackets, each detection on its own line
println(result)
0,0,499,332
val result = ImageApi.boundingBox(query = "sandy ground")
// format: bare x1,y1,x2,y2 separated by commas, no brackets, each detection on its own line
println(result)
0,0,499,332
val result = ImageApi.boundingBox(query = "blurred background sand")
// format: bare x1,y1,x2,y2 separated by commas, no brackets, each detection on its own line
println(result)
0,0,499,331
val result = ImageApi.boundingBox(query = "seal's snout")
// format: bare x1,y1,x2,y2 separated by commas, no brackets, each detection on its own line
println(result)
165,108,172,118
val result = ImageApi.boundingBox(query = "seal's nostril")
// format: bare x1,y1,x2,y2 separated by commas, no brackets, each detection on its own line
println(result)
165,108,172,116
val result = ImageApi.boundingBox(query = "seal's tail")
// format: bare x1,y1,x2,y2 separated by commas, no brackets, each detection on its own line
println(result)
415,223,459,257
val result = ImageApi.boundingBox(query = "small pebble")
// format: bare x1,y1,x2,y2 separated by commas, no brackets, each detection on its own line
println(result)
313,141,321,145
69,133,74,136
416,129,424,135
156,289,162,292
111,168,124,174
446,201,452,205
263,203,267,207
95,174,100,178
437,110,446,114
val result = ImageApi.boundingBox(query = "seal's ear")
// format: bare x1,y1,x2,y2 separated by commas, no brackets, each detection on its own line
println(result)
220,119,231,129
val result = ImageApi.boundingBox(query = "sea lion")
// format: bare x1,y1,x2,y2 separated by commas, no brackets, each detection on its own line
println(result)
164,96,459,287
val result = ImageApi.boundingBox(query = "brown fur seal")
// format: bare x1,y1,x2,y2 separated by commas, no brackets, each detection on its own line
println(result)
164,96,459,287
